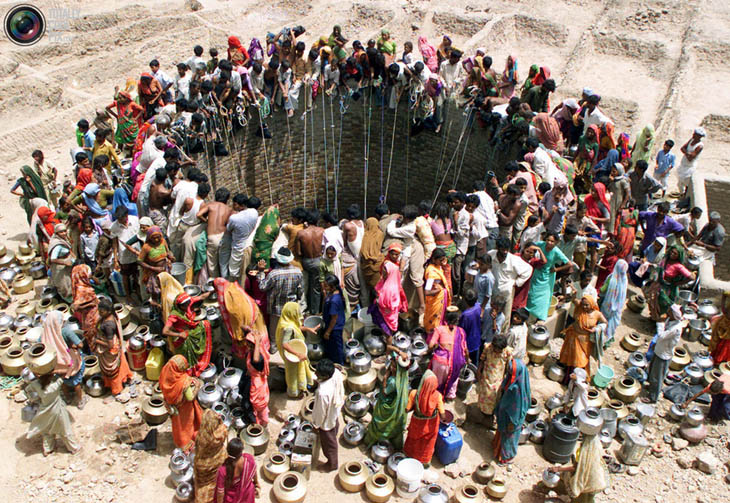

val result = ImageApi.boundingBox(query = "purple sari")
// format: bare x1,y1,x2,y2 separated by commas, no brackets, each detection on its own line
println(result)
428,325,467,399
215,453,257,503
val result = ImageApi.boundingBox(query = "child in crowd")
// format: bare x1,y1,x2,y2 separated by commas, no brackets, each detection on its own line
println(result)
79,217,99,269
654,139,675,198
474,253,494,318
402,41,414,65
459,289,483,364
566,270,598,324
566,201,600,272
519,214,543,251
506,307,529,362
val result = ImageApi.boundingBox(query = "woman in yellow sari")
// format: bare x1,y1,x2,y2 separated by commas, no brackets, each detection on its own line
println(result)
276,302,316,398
423,248,451,334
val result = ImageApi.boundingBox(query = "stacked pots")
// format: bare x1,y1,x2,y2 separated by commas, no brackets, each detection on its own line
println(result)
346,344,377,393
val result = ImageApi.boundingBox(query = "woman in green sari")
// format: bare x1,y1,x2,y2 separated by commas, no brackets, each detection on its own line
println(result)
364,354,410,449
643,244,695,322
377,29,397,64
11,166,48,223
252,205,280,267
328,25,347,62
162,292,212,377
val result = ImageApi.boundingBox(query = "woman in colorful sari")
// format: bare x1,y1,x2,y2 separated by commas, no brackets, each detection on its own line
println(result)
584,182,610,271
559,295,605,380
28,201,54,256
252,205,280,267
428,308,468,400
436,35,452,66
631,123,656,164
575,125,600,192
365,354,409,449
595,239,621,290
492,357,530,465
328,25,348,62
599,259,628,345
94,298,133,396
70,264,100,346
105,91,144,151
418,36,438,73
215,438,260,503
616,132,631,161
369,243,408,337
276,302,314,398
376,29,397,65
360,217,384,301
430,203,455,290
137,73,165,119
138,226,173,299
643,245,695,322
476,335,513,428
160,354,203,452
521,64,539,95
403,370,446,465
47,222,76,304
533,113,564,152
498,55,519,99
615,207,639,261
710,291,730,364
227,36,250,67
42,310,86,409
163,292,213,377
193,409,228,503
11,165,47,223
423,248,451,334
526,233,571,321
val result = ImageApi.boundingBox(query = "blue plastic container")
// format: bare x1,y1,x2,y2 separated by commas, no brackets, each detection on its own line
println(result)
435,422,463,465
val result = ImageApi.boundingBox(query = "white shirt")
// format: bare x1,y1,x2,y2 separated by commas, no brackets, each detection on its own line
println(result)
185,56,205,72
439,60,462,90
181,196,203,226
322,226,344,253
386,219,416,260
507,324,528,361
140,157,166,201
472,190,498,228
175,74,191,100
487,250,533,297
324,64,340,84
653,320,684,360
583,106,610,134
111,215,140,265
533,147,558,186
312,369,345,431
152,69,174,101
468,211,488,247
409,63,432,85
519,224,544,251
138,137,163,174
453,208,470,255
168,180,197,234
243,216,262,249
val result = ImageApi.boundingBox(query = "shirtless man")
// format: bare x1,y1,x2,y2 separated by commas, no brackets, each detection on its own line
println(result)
497,184,527,248
295,210,324,314
179,183,209,279
341,204,365,307
148,167,173,233
197,187,232,277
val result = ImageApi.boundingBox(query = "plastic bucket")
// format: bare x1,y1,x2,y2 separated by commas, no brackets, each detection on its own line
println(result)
396,458,424,498
357,308,374,328
593,364,615,388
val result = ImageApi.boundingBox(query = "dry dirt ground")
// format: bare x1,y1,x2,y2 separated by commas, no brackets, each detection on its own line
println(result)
1,0,729,502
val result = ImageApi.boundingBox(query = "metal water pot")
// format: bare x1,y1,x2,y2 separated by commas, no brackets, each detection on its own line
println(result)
199,363,217,383
692,350,714,371
342,421,366,446
344,339,363,362
371,440,394,464
684,363,704,384
685,407,704,427
528,325,550,348
344,392,370,418
618,415,644,440
350,350,372,374
363,334,386,356
577,407,603,436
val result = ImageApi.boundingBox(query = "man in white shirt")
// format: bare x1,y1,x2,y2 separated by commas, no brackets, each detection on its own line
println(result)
167,169,200,259
409,60,432,86
149,59,174,103
387,61,411,109
487,237,533,328
465,194,489,269
226,195,261,281
174,63,191,101
110,206,140,300
581,94,611,134
439,50,463,93
184,45,205,73
646,304,687,402
449,192,470,296
471,180,499,248
312,359,345,472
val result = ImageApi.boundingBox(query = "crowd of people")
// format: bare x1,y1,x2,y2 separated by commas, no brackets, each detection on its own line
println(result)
9,22,730,503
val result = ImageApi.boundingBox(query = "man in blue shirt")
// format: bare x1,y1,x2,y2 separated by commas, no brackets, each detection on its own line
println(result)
459,289,483,364
474,253,494,317
653,139,675,198
77,119,95,160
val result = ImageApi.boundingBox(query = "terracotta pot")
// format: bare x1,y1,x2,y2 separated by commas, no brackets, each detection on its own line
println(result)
15,299,35,318
620,332,642,352
142,396,169,425
366,473,395,503
12,273,33,294
0,345,25,375
263,452,290,482
272,472,307,503
472,462,495,484
23,342,57,376
486,478,507,500
338,461,368,492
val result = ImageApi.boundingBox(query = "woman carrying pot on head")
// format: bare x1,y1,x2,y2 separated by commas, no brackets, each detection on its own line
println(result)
475,334,513,428
428,307,468,400
163,291,213,377
364,352,410,449
94,297,133,398
193,409,228,503
49,224,76,303
275,301,316,399
26,371,80,456
160,354,203,452
492,357,531,465
41,310,87,409
70,264,100,347
403,370,447,466
215,438,260,503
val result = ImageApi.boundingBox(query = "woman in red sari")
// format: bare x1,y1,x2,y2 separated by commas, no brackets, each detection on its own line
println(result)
106,91,144,151
584,182,610,272
137,73,165,119
595,239,621,290
160,354,203,452
215,438,260,503
428,309,468,400
403,370,446,465
94,298,133,396
615,208,639,261
512,243,547,310
70,264,100,348
228,36,250,67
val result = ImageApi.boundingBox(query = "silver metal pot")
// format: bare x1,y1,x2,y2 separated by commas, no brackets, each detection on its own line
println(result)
199,363,217,383
183,284,202,298
677,289,697,305
139,302,155,322
697,300,719,320
370,440,394,464
577,407,603,436
175,482,193,503
350,350,372,374
628,351,648,369
692,350,714,371
386,452,406,477
344,339,363,362
669,404,686,422
217,367,243,391
278,428,296,446
684,363,704,384
529,420,547,444
363,334,386,356
409,338,428,358
0,312,14,331
528,325,550,348
546,393,564,410
618,415,643,440
393,333,410,353
12,314,32,332
29,261,46,279
0,267,17,284
342,421,366,446
344,392,370,418
546,363,565,382
197,383,223,409
685,407,704,427
687,319,709,342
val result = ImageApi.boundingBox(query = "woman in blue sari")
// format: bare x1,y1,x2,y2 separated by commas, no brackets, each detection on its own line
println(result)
493,357,530,464
599,259,628,345
111,187,138,221
526,232,571,321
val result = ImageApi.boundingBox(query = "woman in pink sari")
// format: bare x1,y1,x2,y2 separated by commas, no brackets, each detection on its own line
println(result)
418,36,439,73
498,55,519,98
369,243,408,336
215,438,260,503
428,308,468,400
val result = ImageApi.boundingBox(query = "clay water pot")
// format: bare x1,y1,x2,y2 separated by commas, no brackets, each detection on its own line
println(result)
240,424,269,455
263,452,290,482
486,478,507,500
338,461,368,492
472,462,495,484
679,423,707,444
23,342,56,376
366,473,395,503
300,396,316,422
84,355,100,376
342,420,366,446
273,472,307,503
142,397,169,425
0,346,24,375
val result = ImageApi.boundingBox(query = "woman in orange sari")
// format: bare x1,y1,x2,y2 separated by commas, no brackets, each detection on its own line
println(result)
160,354,203,452
615,208,639,260
423,248,451,334
559,295,606,381
93,298,133,396
193,409,228,503
70,264,100,348
403,370,446,465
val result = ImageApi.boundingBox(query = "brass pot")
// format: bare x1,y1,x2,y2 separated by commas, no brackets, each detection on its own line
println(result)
114,303,131,327
15,299,35,318
607,399,629,420
627,295,646,314
669,347,691,371
272,472,307,503
703,369,722,387
84,354,100,376
263,452,290,482
0,244,6,257
346,367,377,393
54,303,70,318
365,473,395,503
0,251,15,267
0,345,25,376
526,344,549,364
338,461,368,492
16,251,35,267
472,462,495,484
18,244,32,255
239,424,269,455
35,297,53,314
299,396,315,423
141,396,169,425
0,334,14,356
720,362,730,376
586,388,604,409
12,273,33,294
23,342,57,376
620,332,642,352
486,477,507,500
612,376,641,403
454,484,482,503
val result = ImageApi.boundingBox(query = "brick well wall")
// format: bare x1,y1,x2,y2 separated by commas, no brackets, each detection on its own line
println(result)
702,178,730,281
